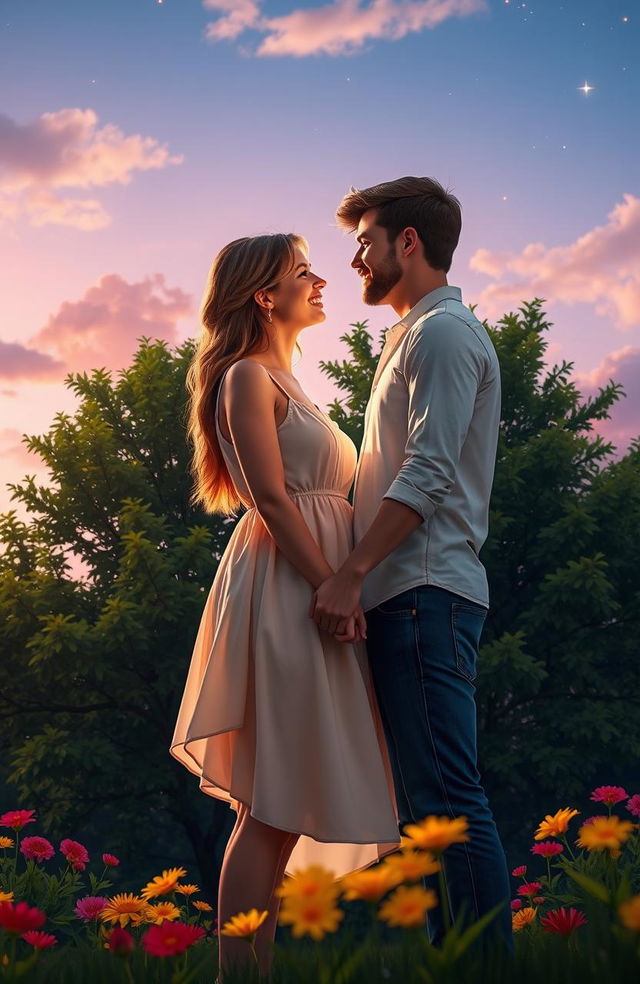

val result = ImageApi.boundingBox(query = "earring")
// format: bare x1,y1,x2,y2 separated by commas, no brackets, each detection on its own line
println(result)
266,307,273,323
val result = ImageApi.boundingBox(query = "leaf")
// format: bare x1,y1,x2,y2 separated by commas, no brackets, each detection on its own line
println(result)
564,869,610,904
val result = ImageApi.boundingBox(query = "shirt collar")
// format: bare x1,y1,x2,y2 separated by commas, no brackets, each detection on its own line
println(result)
394,286,462,333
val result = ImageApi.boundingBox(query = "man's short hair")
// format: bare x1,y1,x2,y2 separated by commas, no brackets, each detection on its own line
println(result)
336,176,462,273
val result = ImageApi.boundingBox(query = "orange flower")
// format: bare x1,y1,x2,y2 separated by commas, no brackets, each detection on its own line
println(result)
278,895,343,940
0,838,14,850
577,816,634,853
340,866,400,902
193,900,213,913
534,808,579,840
512,907,537,931
144,902,181,924
221,909,269,938
378,885,437,928
618,895,640,931
141,868,187,901
99,894,147,928
276,865,339,902
0,892,14,903
382,850,440,883
401,816,469,853
175,884,199,897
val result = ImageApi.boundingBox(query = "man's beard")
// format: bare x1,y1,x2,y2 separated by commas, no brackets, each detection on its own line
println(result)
362,248,402,305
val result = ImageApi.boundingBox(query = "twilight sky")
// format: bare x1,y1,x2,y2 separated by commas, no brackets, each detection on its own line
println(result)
1,0,638,514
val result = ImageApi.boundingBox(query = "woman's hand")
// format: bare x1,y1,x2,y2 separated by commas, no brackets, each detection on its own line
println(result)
332,606,367,644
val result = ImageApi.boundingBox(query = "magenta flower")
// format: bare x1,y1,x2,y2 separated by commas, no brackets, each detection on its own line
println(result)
0,810,36,831
541,907,587,936
510,899,523,911
74,896,108,922
582,815,608,826
60,839,89,871
21,930,57,949
517,881,543,897
626,794,640,818
107,926,135,955
531,841,564,857
102,853,120,867
511,865,527,877
20,836,55,863
590,786,628,806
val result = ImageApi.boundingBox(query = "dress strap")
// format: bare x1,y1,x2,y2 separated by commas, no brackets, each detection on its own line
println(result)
214,361,291,444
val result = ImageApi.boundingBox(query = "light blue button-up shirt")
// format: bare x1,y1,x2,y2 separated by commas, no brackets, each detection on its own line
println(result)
353,286,501,611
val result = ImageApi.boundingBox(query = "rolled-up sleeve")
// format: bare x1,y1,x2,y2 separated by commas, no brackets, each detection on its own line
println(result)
384,315,484,521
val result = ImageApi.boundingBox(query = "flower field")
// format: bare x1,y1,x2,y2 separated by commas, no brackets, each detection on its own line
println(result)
1,784,639,983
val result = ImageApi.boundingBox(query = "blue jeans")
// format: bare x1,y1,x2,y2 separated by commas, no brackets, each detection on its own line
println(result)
366,585,513,954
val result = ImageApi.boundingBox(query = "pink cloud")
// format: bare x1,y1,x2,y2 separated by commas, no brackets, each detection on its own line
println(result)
470,194,640,332
0,108,183,229
0,429,45,471
30,273,193,373
204,0,487,57
0,340,64,382
573,346,640,455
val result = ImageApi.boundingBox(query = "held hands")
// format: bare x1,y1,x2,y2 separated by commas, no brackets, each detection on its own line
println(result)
309,569,366,644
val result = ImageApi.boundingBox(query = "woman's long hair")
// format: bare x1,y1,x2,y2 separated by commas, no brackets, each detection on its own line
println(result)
187,233,307,514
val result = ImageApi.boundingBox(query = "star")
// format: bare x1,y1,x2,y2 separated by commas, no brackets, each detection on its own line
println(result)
578,81,594,95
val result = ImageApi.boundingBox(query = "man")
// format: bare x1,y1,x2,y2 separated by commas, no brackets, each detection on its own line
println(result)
310,176,513,951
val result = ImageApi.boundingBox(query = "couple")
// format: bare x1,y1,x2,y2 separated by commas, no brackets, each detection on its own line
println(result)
170,176,513,977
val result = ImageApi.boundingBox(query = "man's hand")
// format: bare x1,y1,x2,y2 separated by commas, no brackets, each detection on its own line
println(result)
309,569,365,637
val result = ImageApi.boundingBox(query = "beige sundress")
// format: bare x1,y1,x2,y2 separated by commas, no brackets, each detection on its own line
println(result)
170,363,399,876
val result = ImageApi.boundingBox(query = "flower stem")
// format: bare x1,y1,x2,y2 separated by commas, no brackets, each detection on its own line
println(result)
437,864,451,934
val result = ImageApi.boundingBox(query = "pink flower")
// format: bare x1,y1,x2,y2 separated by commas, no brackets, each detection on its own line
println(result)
511,865,527,877
533,896,545,904
0,902,46,934
590,786,628,806
142,921,205,957
0,810,36,831
517,881,543,897
74,896,108,922
626,794,640,818
102,853,120,867
510,899,523,911
541,907,587,936
581,815,607,827
21,930,57,949
531,841,564,857
20,837,55,863
60,839,89,871
107,926,135,955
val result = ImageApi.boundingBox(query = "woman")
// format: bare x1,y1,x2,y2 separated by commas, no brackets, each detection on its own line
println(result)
170,233,399,979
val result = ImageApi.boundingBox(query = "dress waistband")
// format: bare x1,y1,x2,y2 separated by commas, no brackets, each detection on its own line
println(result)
244,489,349,511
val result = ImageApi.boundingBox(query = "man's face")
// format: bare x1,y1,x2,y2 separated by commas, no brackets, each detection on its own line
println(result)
351,209,402,306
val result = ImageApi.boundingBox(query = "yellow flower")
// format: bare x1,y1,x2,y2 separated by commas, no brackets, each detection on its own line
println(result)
100,893,148,927
276,865,339,902
193,900,213,912
618,895,640,932
382,850,440,883
512,907,537,931
577,816,634,853
0,891,14,902
534,808,579,840
175,883,200,896
141,867,188,901
144,901,182,924
340,866,401,902
401,816,469,853
0,837,14,849
378,885,438,928
221,909,269,938
278,894,344,940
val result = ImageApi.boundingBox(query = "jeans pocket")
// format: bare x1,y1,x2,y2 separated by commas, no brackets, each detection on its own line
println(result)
374,589,417,618
451,602,487,682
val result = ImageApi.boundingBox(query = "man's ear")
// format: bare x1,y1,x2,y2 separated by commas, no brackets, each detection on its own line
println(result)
400,227,419,257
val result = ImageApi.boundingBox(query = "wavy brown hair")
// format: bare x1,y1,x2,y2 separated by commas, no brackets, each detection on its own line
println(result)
187,233,307,515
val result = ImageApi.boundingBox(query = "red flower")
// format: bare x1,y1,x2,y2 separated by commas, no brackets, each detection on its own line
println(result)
60,839,89,871
510,899,523,911
511,865,527,877
581,815,607,826
142,920,205,957
533,896,545,904
590,786,628,806
0,810,36,831
108,926,135,955
517,881,543,897
541,907,587,936
0,902,46,934
20,836,55,863
626,794,640,818
531,841,564,857
102,853,120,867
21,930,57,949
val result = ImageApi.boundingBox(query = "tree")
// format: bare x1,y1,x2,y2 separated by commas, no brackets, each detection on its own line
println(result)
1,301,638,894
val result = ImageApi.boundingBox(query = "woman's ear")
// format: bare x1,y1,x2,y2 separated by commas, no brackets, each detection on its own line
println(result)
253,289,272,312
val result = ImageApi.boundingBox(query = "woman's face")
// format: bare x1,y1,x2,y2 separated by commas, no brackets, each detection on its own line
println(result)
270,245,327,329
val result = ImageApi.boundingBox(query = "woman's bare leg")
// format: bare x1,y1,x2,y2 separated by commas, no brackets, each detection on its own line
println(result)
218,810,299,981
253,831,298,972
